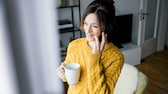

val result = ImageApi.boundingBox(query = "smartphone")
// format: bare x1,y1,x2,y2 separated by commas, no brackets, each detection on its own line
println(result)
98,34,102,42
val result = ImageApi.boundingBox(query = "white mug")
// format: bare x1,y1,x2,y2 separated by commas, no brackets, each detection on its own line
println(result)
64,63,80,85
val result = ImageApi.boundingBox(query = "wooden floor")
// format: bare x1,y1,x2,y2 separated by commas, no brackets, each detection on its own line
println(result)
135,48,168,94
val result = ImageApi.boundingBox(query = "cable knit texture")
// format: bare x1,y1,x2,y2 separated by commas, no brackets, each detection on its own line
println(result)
63,38,124,94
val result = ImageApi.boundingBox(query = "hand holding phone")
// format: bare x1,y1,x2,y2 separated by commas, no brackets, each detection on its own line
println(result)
92,32,107,54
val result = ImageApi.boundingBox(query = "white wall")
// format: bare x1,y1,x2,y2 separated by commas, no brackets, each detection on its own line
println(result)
157,0,168,51
114,0,140,44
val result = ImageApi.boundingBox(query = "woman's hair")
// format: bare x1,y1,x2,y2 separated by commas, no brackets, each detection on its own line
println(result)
80,0,116,42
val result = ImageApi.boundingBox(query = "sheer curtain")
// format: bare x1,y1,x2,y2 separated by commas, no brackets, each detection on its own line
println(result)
1,0,64,94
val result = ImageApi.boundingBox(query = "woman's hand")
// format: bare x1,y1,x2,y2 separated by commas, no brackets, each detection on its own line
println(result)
56,63,66,80
91,32,107,54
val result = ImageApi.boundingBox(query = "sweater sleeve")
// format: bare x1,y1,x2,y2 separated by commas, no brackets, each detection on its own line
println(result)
62,41,76,82
86,51,124,94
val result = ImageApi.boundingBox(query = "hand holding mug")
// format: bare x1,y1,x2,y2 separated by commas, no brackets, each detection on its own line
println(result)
56,63,66,80
56,62,81,85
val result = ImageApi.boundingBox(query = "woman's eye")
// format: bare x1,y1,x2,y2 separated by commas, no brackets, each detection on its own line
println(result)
84,22,87,25
93,25,98,28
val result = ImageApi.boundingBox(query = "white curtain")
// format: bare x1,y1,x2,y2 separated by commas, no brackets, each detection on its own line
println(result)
1,0,64,94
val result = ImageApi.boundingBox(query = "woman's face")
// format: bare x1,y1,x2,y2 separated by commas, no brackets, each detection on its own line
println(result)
83,13,101,42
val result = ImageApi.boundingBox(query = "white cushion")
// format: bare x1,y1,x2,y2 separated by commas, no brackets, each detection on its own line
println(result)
114,63,138,94
135,72,148,94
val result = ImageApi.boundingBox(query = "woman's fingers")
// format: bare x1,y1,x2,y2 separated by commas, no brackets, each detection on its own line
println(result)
56,63,66,80
94,36,100,51
91,32,107,54
92,33,106,53
101,32,105,43
100,32,107,52
60,63,65,69
56,68,65,79
91,36,99,54
92,41,96,54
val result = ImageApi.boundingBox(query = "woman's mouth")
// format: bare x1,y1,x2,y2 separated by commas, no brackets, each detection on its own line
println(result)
87,34,94,38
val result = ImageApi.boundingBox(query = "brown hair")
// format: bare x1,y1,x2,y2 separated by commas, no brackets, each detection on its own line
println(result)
80,0,116,42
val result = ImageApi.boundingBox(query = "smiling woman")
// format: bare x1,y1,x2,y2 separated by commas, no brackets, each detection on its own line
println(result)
56,0,124,94
83,13,101,42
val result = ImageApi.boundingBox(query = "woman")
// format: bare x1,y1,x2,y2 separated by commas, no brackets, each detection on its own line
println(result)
56,0,124,93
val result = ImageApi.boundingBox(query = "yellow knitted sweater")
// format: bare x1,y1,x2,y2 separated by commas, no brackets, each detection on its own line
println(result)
63,38,124,94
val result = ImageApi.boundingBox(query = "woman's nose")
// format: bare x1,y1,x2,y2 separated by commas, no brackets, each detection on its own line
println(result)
85,25,91,33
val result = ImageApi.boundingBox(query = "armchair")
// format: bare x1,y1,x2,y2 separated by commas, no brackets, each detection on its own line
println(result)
114,63,148,94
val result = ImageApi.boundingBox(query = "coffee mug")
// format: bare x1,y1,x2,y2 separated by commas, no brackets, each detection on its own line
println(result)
64,63,80,85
